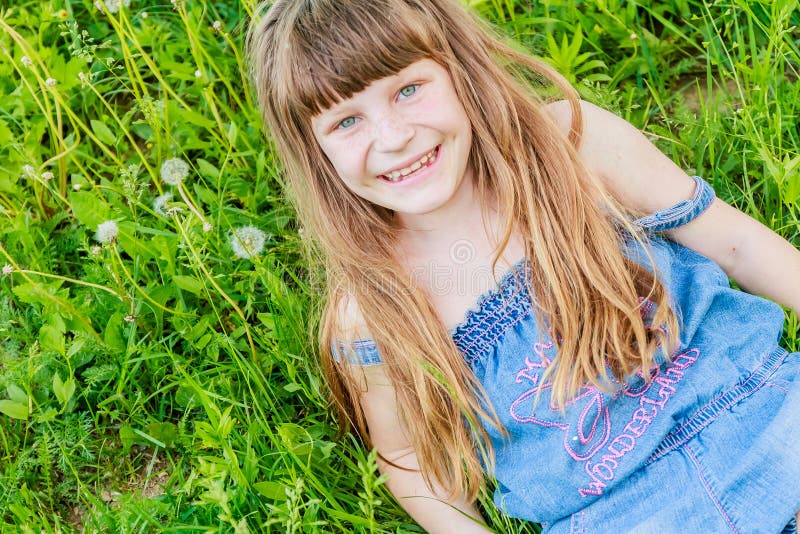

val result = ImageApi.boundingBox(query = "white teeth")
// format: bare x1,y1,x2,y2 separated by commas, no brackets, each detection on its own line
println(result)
381,147,438,182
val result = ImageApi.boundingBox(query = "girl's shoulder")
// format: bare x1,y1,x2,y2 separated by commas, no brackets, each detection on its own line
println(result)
335,292,373,343
542,98,698,217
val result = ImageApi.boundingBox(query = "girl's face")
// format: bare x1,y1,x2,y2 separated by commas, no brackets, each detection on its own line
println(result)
311,59,474,227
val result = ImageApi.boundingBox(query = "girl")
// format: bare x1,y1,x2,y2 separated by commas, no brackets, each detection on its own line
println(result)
246,0,800,532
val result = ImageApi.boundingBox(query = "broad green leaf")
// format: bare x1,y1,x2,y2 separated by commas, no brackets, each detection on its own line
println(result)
90,119,117,145
53,374,76,407
197,159,219,179
69,191,110,228
7,385,27,405
40,324,65,355
116,225,155,260
120,425,136,451
253,481,288,500
172,275,204,296
146,421,178,448
104,313,126,353
0,400,29,420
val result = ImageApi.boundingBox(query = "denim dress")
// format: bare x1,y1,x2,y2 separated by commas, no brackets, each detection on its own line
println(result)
335,176,800,533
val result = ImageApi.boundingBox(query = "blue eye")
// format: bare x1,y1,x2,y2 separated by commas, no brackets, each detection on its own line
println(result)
337,117,357,130
399,84,419,98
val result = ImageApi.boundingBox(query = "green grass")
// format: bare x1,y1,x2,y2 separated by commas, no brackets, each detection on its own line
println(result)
0,0,798,531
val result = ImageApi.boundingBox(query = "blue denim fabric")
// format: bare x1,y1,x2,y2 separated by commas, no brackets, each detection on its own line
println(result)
334,176,800,532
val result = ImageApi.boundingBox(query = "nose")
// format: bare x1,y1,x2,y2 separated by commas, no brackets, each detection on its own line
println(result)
373,112,414,153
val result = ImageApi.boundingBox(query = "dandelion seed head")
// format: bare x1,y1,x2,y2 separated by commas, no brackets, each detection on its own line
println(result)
630,33,638,40
212,20,222,31
194,69,202,78
21,55,32,67
95,220,119,244
101,0,131,14
141,11,148,18
153,193,173,217
90,245,102,255
45,77,57,86
229,226,266,260
160,158,189,186
22,165,35,177
73,183,82,191
2,265,12,276
202,222,213,233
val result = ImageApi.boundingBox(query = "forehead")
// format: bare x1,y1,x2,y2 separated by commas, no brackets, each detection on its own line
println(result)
310,59,442,122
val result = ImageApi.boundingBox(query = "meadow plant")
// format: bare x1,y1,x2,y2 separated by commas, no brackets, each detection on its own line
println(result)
229,225,267,260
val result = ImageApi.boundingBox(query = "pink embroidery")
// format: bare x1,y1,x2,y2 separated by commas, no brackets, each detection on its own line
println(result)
578,348,699,497
508,342,699,498
509,341,614,461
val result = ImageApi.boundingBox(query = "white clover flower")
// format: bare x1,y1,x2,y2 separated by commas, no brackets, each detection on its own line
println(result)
42,171,54,181
212,20,222,32
202,221,213,233
73,183,82,191
229,226,266,260
153,193,173,217
95,220,119,244
160,158,189,186
45,77,57,86
21,55,32,67
21,164,35,177
2,264,12,276
194,69,202,78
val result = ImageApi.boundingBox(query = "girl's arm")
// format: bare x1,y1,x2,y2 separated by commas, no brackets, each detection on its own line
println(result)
358,364,493,534
546,100,800,315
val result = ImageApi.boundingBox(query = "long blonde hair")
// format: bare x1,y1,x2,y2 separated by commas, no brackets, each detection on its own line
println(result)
246,0,679,501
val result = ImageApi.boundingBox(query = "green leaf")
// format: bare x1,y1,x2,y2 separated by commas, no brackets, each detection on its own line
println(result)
53,374,75,407
116,222,156,259
40,324,66,355
7,385,28,405
197,159,220,179
70,191,110,228
172,275,204,296
120,425,136,451
0,400,29,420
146,421,179,448
90,119,117,145
253,481,288,500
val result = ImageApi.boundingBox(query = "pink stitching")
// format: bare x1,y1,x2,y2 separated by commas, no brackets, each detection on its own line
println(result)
684,444,740,533
578,349,698,497
509,342,613,461
508,342,700,498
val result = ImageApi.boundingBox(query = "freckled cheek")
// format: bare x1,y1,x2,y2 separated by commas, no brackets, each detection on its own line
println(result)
327,135,372,180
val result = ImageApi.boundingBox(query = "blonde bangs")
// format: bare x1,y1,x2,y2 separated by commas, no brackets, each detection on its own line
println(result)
269,0,453,120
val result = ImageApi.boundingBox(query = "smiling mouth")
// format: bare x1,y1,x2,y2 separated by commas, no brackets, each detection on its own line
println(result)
378,146,440,183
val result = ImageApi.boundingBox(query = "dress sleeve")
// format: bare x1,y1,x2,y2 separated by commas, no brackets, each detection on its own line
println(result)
331,338,384,366
632,175,716,233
